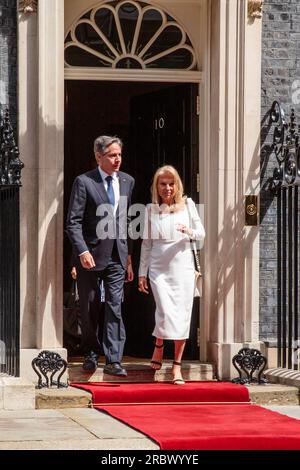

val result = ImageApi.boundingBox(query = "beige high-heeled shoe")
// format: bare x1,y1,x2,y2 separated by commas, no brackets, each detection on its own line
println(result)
172,361,185,385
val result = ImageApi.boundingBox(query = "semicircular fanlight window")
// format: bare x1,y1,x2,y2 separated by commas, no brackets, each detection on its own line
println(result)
65,0,197,70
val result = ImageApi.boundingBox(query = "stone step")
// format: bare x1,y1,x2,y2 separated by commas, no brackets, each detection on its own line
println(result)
34,359,300,409
36,387,92,409
35,382,300,410
248,384,300,406
68,360,215,384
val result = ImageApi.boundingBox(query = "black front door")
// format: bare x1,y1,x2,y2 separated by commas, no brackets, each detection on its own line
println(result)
123,83,200,360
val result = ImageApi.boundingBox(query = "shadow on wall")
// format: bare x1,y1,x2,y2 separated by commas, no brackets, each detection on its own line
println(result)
208,119,262,344
260,109,278,222
20,113,64,350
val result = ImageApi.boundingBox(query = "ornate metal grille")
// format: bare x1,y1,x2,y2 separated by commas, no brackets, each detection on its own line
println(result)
0,109,24,376
270,101,300,370
64,0,197,70
232,348,267,384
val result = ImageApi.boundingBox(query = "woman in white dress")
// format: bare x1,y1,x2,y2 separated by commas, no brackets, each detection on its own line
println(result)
138,166,205,384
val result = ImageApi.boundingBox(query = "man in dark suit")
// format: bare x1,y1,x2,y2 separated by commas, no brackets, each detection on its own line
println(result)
66,136,135,376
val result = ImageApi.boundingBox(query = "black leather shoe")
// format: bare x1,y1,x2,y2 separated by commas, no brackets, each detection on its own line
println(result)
103,362,127,377
82,352,98,371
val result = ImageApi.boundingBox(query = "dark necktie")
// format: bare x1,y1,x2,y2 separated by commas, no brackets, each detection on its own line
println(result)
105,175,115,207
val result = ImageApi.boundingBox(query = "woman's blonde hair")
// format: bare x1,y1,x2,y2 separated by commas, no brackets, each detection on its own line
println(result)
151,165,186,205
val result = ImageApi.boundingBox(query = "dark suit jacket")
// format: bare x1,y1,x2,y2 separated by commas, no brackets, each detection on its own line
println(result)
66,168,135,271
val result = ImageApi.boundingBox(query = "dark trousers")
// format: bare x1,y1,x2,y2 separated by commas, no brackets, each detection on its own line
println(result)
77,252,126,364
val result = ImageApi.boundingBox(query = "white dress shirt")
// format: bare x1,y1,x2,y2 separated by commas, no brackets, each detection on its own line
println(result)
98,166,120,215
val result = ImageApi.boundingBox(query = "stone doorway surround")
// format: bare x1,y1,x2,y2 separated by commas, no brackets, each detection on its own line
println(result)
208,0,263,378
17,0,263,381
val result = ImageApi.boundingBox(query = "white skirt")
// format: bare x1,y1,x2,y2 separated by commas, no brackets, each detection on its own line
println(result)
149,235,195,340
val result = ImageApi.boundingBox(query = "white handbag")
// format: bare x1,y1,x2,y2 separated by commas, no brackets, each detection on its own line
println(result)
186,199,203,297
191,241,203,297
194,267,203,298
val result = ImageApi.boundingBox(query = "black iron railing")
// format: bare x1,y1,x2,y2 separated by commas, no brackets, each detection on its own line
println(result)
0,109,23,376
270,101,300,370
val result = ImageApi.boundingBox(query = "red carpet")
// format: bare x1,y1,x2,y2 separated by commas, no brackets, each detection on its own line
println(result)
72,382,300,450
73,381,250,404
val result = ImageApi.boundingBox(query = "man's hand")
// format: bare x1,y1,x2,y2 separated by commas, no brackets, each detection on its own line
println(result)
138,276,149,294
79,252,96,269
125,255,134,283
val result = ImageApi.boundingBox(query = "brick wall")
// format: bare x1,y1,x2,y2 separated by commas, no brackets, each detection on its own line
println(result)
0,0,17,131
260,0,300,341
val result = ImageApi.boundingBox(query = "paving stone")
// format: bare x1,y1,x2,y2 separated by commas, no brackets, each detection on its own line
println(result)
263,405,300,419
0,438,159,450
0,414,95,442
61,408,148,439
0,408,158,450
0,409,64,419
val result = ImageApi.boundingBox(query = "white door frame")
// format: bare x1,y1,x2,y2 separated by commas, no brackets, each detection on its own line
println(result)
65,68,203,83
64,71,209,364
63,0,211,362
